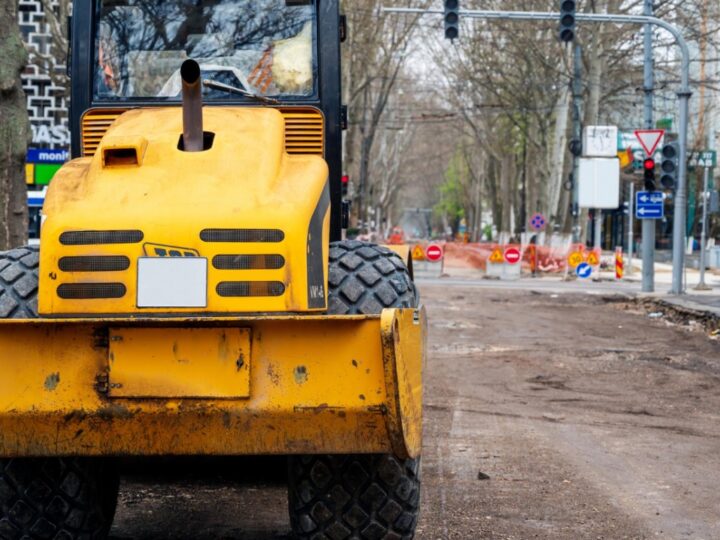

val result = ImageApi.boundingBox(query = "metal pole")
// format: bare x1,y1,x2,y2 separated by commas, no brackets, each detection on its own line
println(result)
695,165,712,290
383,7,693,294
572,44,582,243
628,182,635,274
640,0,655,292
672,93,691,294
594,211,602,250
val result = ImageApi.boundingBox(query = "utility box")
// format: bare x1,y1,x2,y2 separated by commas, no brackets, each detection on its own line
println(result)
578,157,620,209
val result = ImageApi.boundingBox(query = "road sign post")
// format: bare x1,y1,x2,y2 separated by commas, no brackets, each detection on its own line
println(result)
636,191,664,219
696,163,713,291
628,182,634,275
425,244,444,263
504,246,521,265
530,213,546,231
576,262,592,279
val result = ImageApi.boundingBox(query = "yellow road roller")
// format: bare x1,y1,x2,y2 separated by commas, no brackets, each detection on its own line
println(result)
0,1,425,538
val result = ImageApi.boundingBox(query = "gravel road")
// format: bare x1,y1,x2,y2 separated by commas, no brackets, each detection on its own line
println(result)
110,284,720,539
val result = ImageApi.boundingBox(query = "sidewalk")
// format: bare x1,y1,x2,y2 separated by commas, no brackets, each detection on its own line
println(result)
624,258,720,316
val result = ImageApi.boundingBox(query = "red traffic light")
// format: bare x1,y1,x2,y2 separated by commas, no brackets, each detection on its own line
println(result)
643,158,656,170
341,175,349,184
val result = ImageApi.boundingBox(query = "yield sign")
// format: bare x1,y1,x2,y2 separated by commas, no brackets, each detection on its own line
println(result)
634,129,665,157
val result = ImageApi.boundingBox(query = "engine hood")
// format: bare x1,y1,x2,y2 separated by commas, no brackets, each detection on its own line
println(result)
40,107,330,316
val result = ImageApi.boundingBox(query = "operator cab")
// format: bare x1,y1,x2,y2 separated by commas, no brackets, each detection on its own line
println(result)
69,0,343,238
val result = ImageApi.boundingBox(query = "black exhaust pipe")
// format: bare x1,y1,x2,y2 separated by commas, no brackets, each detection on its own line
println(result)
181,59,204,152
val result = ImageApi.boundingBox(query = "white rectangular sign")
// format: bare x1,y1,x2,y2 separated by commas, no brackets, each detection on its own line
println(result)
137,258,208,308
578,157,620,209
583,126,618,158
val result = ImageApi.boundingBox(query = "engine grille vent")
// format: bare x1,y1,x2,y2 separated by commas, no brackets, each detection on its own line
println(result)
282,108,324,155
57,283,127,299
81,107,324,157
60,230,144,246
201,229,284,243
81,110,119,156
59,256,131,272
213,255,285,270
216,281,285,298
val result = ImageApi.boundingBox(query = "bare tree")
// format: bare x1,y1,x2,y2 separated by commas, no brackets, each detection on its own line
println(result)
0,2,29,248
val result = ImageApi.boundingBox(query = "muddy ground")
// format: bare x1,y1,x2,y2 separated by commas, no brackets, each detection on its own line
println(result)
109,285,720,539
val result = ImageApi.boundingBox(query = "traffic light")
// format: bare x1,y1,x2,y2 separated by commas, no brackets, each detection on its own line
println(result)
341,174,349,197
660,142,679,190
444,0,460,41
568,138,582,157
558,0,577,43
644,158,656,191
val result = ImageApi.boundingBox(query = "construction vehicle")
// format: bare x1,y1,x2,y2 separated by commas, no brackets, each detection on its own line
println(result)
0,1,425,539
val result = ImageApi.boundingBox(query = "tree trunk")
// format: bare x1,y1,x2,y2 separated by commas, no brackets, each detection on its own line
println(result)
0,3,29,249
547,85,571,228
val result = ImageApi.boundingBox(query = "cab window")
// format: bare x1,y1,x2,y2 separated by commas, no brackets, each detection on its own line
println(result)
94,0,317,100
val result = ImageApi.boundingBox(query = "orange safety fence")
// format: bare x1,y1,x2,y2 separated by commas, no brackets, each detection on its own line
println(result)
410,242,580,274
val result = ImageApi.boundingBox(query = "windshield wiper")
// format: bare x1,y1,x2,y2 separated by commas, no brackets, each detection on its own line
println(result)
202,79,280,105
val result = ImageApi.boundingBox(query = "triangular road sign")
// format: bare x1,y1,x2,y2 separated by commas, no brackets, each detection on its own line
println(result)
634,129,665,157
489,248,504,264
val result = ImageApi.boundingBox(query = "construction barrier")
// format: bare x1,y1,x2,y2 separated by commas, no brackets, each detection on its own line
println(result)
615,247,624,280
403,236,623,278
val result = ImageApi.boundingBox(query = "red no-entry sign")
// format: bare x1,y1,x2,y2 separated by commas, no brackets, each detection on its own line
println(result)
426,244,444,262
504,247,521,265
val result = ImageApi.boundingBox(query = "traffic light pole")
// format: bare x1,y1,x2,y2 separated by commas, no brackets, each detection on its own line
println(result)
571,44,582,243
382,7,692,294
641,0,655,293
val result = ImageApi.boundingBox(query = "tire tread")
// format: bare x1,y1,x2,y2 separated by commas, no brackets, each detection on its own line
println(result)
288,241,421,539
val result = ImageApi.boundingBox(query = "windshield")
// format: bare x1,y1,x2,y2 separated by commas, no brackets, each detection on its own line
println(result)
94,0,317,100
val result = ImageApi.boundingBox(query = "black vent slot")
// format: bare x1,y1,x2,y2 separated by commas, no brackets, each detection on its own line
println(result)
213,255,285,270
216,281,285,297
60,230,144,245
59,256,131,272
57,283,126,299
200,229,284,243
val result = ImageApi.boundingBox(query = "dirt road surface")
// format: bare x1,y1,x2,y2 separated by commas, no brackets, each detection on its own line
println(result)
110,284,720,539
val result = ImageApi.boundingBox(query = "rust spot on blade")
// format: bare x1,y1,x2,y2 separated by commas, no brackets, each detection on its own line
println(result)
97,404,135,420
294,365,308,385
44,373,60,391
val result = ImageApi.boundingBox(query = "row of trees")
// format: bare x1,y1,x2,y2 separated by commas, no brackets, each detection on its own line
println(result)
342,0,720,242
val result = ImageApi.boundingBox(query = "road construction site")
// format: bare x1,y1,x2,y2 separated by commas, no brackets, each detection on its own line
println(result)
107,279,720,539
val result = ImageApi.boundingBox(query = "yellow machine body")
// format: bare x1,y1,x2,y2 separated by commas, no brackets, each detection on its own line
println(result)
39,106,330,315
2,104,425,461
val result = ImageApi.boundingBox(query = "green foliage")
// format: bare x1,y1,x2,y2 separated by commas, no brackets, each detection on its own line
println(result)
434,147,470,232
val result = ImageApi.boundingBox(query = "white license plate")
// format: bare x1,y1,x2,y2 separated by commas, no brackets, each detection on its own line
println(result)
137,258,207,308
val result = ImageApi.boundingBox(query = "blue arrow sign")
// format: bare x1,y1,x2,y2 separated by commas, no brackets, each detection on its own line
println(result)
636,191,664,220
576,263,592,279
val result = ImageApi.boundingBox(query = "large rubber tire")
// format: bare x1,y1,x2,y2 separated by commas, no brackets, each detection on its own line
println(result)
288,240,421,540
326,240,417,315
0,246,40,318
0,458,119,540
0,246,120,539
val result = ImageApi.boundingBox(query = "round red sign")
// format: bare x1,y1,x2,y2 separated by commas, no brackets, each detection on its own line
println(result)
425,244,444,262
504,247,521,265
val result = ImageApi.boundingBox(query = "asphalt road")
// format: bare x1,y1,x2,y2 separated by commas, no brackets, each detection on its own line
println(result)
110,284,720,539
